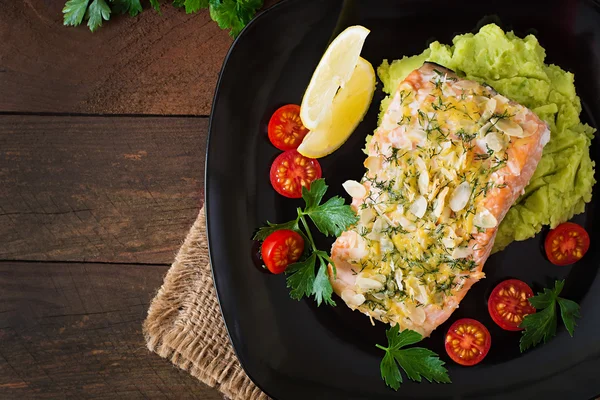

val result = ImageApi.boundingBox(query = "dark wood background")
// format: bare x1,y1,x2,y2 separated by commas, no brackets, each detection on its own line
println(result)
1,1,276,397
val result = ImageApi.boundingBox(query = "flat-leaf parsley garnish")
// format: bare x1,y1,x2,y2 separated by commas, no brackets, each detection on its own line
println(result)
519,280,581,352
62,0,263,36
376,324,451,390
254,178,358,306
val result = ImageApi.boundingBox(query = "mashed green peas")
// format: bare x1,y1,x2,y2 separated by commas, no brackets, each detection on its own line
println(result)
376,23,595,252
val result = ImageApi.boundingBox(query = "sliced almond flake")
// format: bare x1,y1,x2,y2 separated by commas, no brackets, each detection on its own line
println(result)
428,178,441,202
409,195,427,219
341,289,366,308
342,180,367,198
355,276,384,291
433,186,449,219
405,276,429,305
492,94,509,106
359,207,376,226
416,163,429,196
478,121,493,137
474,208,498,228
394,268,403,291
480,97,497,122
371,292,386,300
496,119,530,137
452,246,473,259
442,237,456,249
440,167,456,182
449,181,471,212
372,217,388,233
454,80,479,90
398,215,416,232
484,131,506,152
364,156,383,174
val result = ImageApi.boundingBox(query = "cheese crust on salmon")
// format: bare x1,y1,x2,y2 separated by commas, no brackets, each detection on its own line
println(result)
329,62,550,337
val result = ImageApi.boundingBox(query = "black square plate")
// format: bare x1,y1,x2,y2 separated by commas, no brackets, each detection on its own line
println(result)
205,0,600,398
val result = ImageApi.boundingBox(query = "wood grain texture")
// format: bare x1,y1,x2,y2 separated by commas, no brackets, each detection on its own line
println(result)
0,115,205,264
0,1,233,116
0,261,222,399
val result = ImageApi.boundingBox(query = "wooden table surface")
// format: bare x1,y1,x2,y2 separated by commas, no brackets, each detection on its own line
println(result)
0,1,277,398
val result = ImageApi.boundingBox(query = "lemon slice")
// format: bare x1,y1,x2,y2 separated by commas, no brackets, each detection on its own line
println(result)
297,57,375,159
300,25,370,130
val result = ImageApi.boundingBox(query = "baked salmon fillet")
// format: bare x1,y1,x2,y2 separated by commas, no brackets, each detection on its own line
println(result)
329,62,550,337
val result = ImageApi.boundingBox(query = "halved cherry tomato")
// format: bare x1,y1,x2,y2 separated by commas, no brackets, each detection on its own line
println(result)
268,104,309,151
445,318,491,366
488,279,535,331
544,222,590,266
270,150,322,198
261,230,305,274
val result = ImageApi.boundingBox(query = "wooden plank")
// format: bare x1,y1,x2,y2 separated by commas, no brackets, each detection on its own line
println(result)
0,115,205,264
0,261,222,399
0,1,234,116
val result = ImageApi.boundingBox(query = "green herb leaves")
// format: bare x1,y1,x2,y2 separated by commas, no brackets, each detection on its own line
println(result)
519,280,581,352
112,0,143,17
254,178,358,306
63,0,111,32
254,220,299,242
377,325,450,390
86,0,111,32
208,0,263,37
63,0,89,27
301,179,358,237
183,0,210,13
62,0,263,36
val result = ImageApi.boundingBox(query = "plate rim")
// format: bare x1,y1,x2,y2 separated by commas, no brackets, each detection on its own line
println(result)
204,0,298,398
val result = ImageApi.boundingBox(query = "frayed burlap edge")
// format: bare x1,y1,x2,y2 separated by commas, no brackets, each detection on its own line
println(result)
143,208,269,400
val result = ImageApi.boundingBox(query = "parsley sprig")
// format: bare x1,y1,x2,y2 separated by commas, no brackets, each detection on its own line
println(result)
254,179,358,306
63,0,263,35
377,325,451,390
519,280,581,352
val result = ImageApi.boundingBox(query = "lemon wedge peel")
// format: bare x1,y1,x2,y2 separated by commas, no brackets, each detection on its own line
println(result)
298,57,376,159
300,25,370,130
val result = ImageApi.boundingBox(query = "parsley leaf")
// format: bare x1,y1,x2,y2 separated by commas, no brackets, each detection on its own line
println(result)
528,280,562,309
380,352,402,390
253,220,299,241
395,348,452,383
305,196,358,237
519,280,581,352
86,0,111,32
519,304,557,352
302,179,327,210
184,0,209,13
149,0,161,13
209,0,263,37
301,179,358,237
112,0,143,17
286,254,316,300
557,297,581,336
312,252,335,306
377,325,450,390
63,0,89,26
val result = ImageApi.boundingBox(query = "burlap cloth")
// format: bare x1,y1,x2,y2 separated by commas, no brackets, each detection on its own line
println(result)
143,208,268,400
